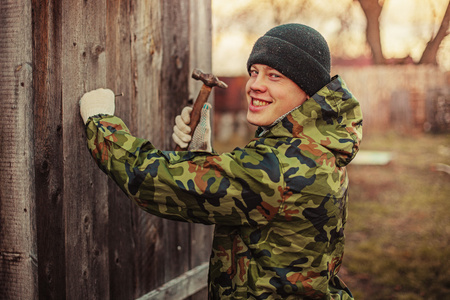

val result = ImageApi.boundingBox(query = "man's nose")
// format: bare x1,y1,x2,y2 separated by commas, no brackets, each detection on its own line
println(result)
249,74,267,92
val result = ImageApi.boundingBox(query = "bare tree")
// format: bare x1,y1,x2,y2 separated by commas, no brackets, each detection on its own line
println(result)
356,0,386,64
213,0,450,67
419,1,450,65
357,0,450,65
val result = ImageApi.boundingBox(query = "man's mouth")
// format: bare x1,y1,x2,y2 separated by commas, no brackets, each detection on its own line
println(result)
252,98,270,107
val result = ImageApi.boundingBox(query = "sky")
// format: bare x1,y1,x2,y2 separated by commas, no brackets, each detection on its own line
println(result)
212,0,450,76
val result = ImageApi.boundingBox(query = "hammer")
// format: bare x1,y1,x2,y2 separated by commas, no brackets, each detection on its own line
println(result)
175,69,228,151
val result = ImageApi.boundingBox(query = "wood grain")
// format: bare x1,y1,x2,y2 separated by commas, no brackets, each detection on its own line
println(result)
0,0,37,298
32,0,66,298
1,0,214,298
61,0,109,298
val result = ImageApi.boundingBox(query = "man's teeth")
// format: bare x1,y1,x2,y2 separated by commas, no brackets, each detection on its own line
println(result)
253,99,269,106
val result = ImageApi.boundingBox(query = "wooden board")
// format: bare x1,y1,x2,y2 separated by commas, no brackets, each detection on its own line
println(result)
136,262,209,300
0,0,37,298
159,0,191,290
0,0,214,298
129,0,166,295
188,0,215,298
32,0,66,298
61,0,110,298
106,0,135,299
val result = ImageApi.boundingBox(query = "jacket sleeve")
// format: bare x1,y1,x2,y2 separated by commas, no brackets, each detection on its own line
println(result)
85,115,284,226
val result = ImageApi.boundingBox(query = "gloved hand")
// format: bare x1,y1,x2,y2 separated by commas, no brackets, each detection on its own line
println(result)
79,88,115,124
172,103,212,152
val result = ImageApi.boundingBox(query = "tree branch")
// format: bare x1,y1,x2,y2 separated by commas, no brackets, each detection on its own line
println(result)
357,0,386,64
419,1,450,65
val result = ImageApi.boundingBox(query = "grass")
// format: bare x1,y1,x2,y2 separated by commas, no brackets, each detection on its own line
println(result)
343,132,450,299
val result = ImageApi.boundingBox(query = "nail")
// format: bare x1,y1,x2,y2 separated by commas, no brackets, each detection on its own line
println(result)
115,93,124,97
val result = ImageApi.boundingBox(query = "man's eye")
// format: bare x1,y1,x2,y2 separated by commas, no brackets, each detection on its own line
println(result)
270,73,281,78
250,70,258,76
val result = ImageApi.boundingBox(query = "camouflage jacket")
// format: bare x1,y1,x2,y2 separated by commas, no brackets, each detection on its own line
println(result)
86,75,363,299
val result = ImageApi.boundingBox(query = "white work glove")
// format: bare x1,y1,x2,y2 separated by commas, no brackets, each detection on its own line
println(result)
172,103,212,152
79,88,115,124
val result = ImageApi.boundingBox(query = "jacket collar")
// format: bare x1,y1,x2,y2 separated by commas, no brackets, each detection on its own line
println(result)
256,75,363,167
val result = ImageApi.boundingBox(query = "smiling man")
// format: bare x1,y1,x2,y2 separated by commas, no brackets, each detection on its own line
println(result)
81,23,363,299
246,64,309,126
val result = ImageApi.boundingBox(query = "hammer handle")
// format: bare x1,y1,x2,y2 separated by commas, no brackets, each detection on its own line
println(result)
175,85,212,151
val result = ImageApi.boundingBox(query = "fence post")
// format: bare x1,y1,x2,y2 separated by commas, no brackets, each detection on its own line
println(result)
0,1,37,298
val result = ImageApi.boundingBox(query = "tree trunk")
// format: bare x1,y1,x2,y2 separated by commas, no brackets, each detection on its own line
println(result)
419,1,450,65
358,0,386,64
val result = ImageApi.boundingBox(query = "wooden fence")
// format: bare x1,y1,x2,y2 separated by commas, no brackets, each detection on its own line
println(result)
0,0,213,299
333,65,448,134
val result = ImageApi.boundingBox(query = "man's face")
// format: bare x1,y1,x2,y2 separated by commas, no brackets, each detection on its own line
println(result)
245,64,308,127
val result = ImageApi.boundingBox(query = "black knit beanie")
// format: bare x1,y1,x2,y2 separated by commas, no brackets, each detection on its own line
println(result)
247,23,331,96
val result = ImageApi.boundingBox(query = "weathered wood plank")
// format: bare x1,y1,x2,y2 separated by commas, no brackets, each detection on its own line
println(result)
136,262,209,300
0,0,37,298
188,223,213,299
32,0,66,299
61,0,110,298
189,0,213,102
132,211,166,297
105,0,136,299
0,0,214,298
159,0,192,287
333,65,447,134
160,0,191,149
188,2,214,299
131,0,162,142
130,0,166,296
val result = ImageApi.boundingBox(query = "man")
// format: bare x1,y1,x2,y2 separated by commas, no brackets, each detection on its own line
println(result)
80,23,363,299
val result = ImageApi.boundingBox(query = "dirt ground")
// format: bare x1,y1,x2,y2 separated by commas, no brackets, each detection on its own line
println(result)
342,132,450,299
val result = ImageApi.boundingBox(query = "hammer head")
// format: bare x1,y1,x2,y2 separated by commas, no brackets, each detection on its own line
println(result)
192,69,228,89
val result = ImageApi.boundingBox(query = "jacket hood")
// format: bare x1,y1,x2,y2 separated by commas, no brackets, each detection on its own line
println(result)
259,75,363,167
